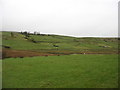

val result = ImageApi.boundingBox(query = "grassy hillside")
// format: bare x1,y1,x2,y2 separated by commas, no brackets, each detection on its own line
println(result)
2,31,119,58
3,54,118,88
2,31,118,88
2,31,118,50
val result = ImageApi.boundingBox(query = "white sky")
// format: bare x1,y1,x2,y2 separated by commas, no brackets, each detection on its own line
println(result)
1,0,119,37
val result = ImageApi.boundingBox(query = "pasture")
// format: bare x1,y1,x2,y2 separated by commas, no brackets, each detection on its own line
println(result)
2,31,119,58
2,54,118,88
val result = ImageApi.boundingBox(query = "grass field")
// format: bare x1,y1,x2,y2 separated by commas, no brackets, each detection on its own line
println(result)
1,31,119,58
0,60,2,89
2,31,118,51
1,31,119,88
2,54,118,88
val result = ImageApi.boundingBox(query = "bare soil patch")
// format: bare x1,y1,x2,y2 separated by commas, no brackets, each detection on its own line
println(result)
2,49,55,58
2,48,119,59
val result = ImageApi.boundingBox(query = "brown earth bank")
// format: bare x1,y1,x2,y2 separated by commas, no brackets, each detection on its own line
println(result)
2,49,55,59
2,48,119,59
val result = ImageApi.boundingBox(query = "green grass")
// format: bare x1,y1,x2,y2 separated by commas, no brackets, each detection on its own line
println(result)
2,31,118,52
0,60,2,89
3,54,118,88
2,31,118,88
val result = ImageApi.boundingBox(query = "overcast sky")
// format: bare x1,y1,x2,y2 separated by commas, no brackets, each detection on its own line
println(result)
1,0,119,37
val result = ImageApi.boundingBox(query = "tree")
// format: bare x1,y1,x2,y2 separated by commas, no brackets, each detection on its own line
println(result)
34,31,37,35
23,31,29,37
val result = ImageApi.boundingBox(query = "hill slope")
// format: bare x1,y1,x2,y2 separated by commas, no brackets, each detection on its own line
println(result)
1,31,119,58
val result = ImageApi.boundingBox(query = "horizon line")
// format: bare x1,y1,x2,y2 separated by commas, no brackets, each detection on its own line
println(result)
1,30,119,38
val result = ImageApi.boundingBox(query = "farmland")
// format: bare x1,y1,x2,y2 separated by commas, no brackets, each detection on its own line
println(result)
1,31,119,88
